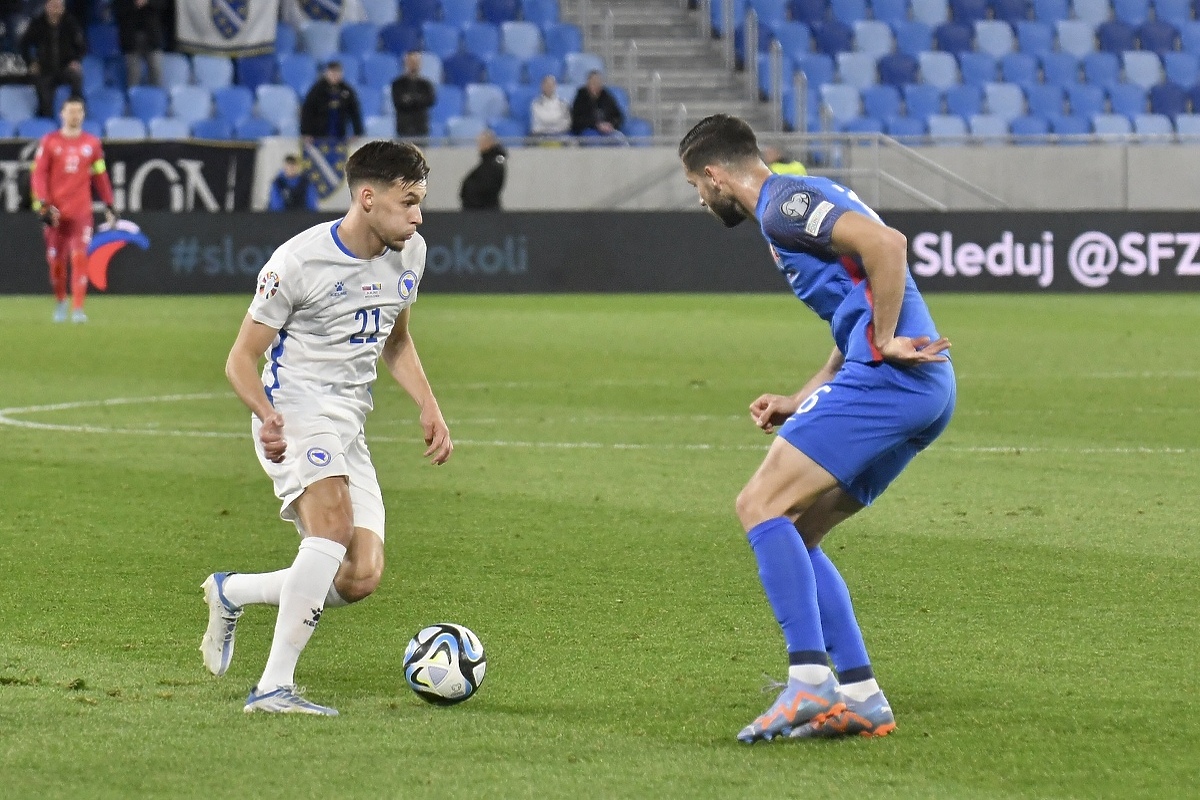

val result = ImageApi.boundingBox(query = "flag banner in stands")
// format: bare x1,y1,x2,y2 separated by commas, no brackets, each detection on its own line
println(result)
0,141,258,214
177,0,281,56
2,211,1199,294
281,0,366,25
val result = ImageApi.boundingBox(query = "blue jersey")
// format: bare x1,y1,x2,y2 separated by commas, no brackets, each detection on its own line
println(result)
755,174,940,364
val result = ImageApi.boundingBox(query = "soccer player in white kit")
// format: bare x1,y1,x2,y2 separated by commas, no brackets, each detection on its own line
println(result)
198,141,453,715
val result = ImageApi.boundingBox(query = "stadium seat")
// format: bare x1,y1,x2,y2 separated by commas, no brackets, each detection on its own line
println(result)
1187,82,1200,112
159,53,192,89
814,20,855,55
191,118,234,140
506,84,538,127
490,115,525,139
423,22,463,60
440,0,478,28
169,86,214,126
235,55,277,92
544,24,584,57
16,117,56,139
52,85,73,114
1026,84,1066,117
1152,0,1192,26
255,85,300,129
1056,21,1098,58
1066,83,1105,116
789,0,826,25
1113,0,1150,24
1174,113,1200,136
127,85,168,124
480,0,520,24
443,51,487,86
1010,114,1051,139
1050,113,1091,139
1033,0,1070,22
419,52,444,84
464,82,509,120
852,20,893,59
1122,51,1163,90
564,52,604,85
380,23,421,55
985,82,1025,121
1082,51,1120,88
1072,0,1112,26
837,52,879,88
820,83,863,124
934,21,974,54
918,51,959,88
1092,112,1133,135
486,54,523,88
84,87,126,123
300,21,341,62
278,53,319,96
1040,52,1080,86
236,116,277,140
750,0,790,31
364,114,395,138
336,55,364,85
525,54,563,83
1149,81,1188,119
911,0,950,25
355,83,383,117
87,22,120,58
0,85,38,123
213,86,254,124
862,84,902,118
276,22,299,54
842,116,886,137
952,0,989,22
1181,21,1200,54
794,53,836,91
975,20,1016,58
958,52,997,86
340,22,380,54
1108,82,1148,117
991,0,1030,23
878,52,919,86
1096,20,1136,53
400,0,441,26
1162,52,1199,88
927,113,968,140
362,0,401,25
893,21,934,56
1133,112,1173,137
885,115,927,137
446,114,487,143
431,84,465,122
192,54,234,90
623,116,653,139
773,22,813,60
904,83,944,117
1015,20,1054,56
360,52,401,88
830,0,867,25
521,0,561,26
104,116,147,139
945,84,983,116
969,113,1009,141
710,0,746,34
501,22,541,62
1137,20,1179,54
1001,52,1038,85
81,55,106,93
464,23,502,60
148,116,190,139
870,0,909,24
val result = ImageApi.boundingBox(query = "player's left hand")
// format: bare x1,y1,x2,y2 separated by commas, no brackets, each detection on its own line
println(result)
420,405,453,465
878,335,951,366
103,204,119,225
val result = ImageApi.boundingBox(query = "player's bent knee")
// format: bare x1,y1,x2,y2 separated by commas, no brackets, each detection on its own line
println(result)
735,486,769,531
335,571,381,603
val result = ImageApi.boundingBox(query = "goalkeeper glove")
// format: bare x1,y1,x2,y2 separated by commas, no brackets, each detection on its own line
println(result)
38,205,59,227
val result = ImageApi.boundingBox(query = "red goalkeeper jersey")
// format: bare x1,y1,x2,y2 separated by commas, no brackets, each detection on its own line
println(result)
30,130,115,220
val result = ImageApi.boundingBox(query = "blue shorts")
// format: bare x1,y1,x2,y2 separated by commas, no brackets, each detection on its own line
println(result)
777,359,956,506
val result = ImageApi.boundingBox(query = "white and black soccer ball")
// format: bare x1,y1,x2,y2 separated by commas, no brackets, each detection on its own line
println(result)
403,623,486,705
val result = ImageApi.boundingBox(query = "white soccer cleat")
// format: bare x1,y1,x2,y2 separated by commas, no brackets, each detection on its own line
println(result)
200,572,242,677
70,309,87,323
244,685,339,716
53,301,68,323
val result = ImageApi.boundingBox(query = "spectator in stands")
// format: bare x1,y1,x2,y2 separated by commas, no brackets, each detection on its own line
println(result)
459,128,507,210
570,70,624,138
761,145,807,176
114,0,165,87
19,0,84,118
1,0,31,55
268,154,318,211
300,60,364,140
390,49,436,137
530,74,571,138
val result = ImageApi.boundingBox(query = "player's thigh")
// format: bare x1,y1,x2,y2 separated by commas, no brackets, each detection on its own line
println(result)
294,476,355,544
793,487,865,547
737,436,842,530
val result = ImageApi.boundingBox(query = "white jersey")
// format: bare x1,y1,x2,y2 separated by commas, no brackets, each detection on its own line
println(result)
248,219,426,427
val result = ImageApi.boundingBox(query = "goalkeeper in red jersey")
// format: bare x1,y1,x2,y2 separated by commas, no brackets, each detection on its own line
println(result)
30,96,116,323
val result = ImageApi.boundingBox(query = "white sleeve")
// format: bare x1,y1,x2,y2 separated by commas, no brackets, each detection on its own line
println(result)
247,251,300,329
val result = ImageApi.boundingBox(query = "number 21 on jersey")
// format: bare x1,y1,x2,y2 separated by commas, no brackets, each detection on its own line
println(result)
350,308,380,344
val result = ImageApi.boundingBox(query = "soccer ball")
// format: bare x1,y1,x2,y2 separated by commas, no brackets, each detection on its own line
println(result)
403,623,486,705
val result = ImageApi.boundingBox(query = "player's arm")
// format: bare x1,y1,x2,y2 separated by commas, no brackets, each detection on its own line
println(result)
30,142,58,226
749,345,844,434
829,211,949,366
89,148,117,223
381,307,452,465
225,314,287,463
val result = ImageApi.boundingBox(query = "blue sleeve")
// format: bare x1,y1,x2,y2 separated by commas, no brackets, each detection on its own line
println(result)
760,183,847,254
306,183,318,211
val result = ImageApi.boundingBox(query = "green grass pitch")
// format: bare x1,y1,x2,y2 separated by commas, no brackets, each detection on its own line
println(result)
0,293,1197,799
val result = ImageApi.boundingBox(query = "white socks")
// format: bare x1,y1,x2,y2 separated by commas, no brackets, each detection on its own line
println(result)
222,569,350,608
788,664,835,685
256,537,347,692
840,678,882,702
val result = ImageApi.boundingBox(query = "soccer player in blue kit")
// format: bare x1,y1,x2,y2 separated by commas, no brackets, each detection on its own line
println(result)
679,115,955,742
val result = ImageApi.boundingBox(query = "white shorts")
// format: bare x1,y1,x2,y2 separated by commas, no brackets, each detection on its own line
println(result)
252,413,385,540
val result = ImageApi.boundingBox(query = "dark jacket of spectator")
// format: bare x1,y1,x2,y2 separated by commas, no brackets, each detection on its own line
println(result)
269,170,318,211
113,0,165,52
391,73,436,136
300,75,364,138
19,7,85,74
570,85,624,135
460,138,507,210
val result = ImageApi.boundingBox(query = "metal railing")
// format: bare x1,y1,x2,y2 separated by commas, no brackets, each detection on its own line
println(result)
744,9,759,101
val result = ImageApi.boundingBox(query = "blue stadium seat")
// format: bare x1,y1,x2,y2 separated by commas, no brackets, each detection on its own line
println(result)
564,52,604,85
934,21,974,54
991,0,1030,23
521,0,561,26
1122,51,1163,89
1162,52,1199,89
432,84,465,122
1015,20,1054,55
1001,52,1038,84
1181,21,1200,54
148,116,190,139
401,0,441,26
820,83,863,123
958,52,997,85
831,0,868,25
911,0,950,25
1040,52,1080,85
1072,0,1112,26
1096,20,1136,52
525,54,563,83
842,116,885,136
380,23,422,55
878,52,919,85
84,87,126,123
751,0,790,30
336,55,364,85
975,20,1016,57
1149,82,1187,118
1133,112,1172,137
789,0,827,24
278,53,319,96
945,83,983,116
862,84,902,117
950,0,988,22
480,0,520,24
502,21,543,60
1010,114,1051,139
1175,113,1200,136
1033,0,1070,22
490,115,525,139
0,85,38,123
506,84,538,127
356,84,383,117
159,53,192,89
17,117,57,139
1092,112,1133,134
191,118,234,140
928,113,968,140
885,115,927,137
969,113,1009,141
1152,0,1192,26
985,81,1025,120
710,0,746,36
813,20,855,54
893,21,934,56
904,82,944,117
127,85,168,124
256,85,300,129
362,0,401,25
81,55,106,93
1113,0,1150,24
1049,113,1091,138
870,0,909,24
361,52,401,88
1082,51,1120,87
442,0,479,28
193,54,234,89
423,22,463,60
212,85,253,124
234,117,276,140
444,51,487,86
341,23,380,54
236,55,277,92
170,86,214,125
1188,83,1200,112
1108,82,1148,116
837,52,879,88
52,85,73,114
276,22,299,54
623,117,653,139
446,114,486,143
796,53,836,88
1137,21,1179,55
853,20,893,58
1056,21,1098,58
105,116,147,139
87,23,120,58
464,23,501,60
773,22,813,59
363,114,393,138
1026,84,1066,116
486,54,523,87
1066,83,1105,115
300,21,341,62
419,51,444,83
918,51,959,88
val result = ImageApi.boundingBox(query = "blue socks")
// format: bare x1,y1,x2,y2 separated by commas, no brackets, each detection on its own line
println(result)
808,544,872,679
746,518,826,662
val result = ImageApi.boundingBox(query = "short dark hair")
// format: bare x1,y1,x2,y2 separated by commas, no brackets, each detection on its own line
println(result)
325,60,342,70
678,114,760,173
283,154,299,165
62,95,85,107
345,140,430,188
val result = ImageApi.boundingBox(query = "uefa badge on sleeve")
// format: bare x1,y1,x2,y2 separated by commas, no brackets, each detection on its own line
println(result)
257,271,280,300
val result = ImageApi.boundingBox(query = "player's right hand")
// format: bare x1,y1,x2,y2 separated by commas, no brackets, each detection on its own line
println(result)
749,393,799,434
39,205,60,227
259,412,287,463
